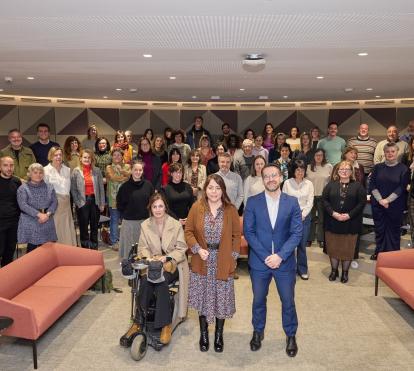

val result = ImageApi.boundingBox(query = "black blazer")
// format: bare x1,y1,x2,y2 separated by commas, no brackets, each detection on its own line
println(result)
322,180,366,235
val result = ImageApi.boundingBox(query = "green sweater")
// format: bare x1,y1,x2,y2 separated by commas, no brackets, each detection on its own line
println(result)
0,145,36,180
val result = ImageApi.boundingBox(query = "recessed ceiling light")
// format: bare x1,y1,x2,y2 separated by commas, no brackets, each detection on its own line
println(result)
283,95,288,99
375,95,381,98
358,52,368,56
169,76,176,80
211,95,220,99
143,54,152,58
239,88,245,91
259,96,268,100
0,88,3,92
129,88,137,92
344,88,354,92
103,96,108,99
27,76,35,80
366,88,373,91
192,96,197,99
316,76,324,79
115,88,122,91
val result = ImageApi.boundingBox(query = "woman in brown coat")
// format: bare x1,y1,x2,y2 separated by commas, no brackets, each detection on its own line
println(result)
185,174,241,353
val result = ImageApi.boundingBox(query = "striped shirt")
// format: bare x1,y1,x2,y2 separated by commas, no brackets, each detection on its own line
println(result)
347,136,377,174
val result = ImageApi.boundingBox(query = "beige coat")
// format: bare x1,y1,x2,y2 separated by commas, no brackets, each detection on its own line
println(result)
138,214,189,319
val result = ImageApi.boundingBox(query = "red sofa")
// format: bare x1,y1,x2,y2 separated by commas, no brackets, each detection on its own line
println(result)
0,242,106,369
375,249,414,310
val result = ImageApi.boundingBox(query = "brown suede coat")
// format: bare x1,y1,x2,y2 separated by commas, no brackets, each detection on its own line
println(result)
185,199,241,281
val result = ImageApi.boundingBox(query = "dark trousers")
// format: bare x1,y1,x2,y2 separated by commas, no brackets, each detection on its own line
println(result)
297,215,311,275
138,270,178,329
372,203,403,254
76,195,100,248
250,268,298,336
0,224,18,267
309,196,324,242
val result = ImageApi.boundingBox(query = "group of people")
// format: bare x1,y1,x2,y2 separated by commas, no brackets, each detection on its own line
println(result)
1,117,413,356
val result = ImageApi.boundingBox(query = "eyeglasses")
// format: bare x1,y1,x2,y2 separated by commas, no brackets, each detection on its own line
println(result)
263,173,279,180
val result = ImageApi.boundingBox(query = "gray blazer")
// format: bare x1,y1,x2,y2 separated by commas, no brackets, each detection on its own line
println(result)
71,166,105,208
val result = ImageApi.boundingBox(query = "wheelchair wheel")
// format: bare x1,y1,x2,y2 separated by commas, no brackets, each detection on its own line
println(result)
130,333,147,361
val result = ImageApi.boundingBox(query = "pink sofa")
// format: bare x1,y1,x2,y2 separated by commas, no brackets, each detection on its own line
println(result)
0,242,105,369
375,249,414,310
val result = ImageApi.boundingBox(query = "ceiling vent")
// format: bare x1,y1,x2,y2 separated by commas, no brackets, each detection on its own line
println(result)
240,103,266,108
400,99,414,104
182,103,208,108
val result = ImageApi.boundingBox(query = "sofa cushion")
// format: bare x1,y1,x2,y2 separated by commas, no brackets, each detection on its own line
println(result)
33,265,105,296
12,286,79,337
377,267,414,309
0,246,57,299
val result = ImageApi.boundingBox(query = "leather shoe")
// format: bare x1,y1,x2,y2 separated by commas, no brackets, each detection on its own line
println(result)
286,336,298,357
160,324,172,344
370,253,377,261
120,322,141,347
250,331,264,351
299,273,309,280
341,271,349,284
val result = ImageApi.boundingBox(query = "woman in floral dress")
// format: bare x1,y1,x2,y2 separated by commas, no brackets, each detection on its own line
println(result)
185,174,240,353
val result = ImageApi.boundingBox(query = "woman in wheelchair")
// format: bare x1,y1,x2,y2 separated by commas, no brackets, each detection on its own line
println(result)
124,192,188,346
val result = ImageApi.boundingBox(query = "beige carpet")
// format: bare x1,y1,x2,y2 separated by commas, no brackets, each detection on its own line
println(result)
1,245,414,371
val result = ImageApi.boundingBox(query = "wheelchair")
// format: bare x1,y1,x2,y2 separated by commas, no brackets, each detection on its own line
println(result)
119,244,187,361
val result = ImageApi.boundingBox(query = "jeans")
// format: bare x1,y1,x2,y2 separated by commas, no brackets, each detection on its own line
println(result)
109,207,121,245
297,215,311,275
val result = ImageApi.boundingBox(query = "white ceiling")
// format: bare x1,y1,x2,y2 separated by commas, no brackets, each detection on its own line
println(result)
1,0,414,102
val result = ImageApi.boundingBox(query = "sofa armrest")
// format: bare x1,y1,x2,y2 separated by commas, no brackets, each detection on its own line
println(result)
40,242,104,267
0,297,39,340
376,249,414,270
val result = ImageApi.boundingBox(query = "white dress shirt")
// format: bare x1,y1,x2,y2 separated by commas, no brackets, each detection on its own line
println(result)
265,190,280,229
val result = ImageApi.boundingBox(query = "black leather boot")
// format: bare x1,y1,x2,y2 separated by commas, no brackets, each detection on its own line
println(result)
214,318,225,352
328,269,338,281
199,316,209,352
341,270,349,283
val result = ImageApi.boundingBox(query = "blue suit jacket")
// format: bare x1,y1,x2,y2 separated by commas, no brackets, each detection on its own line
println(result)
244,191,303,272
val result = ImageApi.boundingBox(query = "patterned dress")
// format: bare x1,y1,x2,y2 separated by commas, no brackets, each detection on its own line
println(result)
188,207,238,323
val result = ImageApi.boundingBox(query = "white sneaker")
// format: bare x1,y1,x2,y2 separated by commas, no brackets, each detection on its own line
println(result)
351,261,359,269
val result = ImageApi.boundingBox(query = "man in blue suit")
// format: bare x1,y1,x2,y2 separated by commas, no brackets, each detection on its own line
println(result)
244,163,302,357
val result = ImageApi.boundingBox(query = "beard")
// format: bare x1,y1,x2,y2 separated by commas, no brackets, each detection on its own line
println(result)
264,182,280,192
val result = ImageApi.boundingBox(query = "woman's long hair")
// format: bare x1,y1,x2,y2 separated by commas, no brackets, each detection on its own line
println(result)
202,174,232,208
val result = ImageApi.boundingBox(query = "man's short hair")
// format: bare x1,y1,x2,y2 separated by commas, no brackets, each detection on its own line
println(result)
328,121,338,129
194,115,204,123
222,122,230,130
218,152,231,160
37,123,50,131
384,142,399,152
8,128,21,136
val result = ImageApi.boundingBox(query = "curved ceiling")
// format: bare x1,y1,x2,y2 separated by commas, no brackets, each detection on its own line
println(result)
1,0,414,102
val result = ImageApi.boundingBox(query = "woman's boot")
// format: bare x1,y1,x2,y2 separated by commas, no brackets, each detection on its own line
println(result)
199,315,209,351
214,318,225,352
